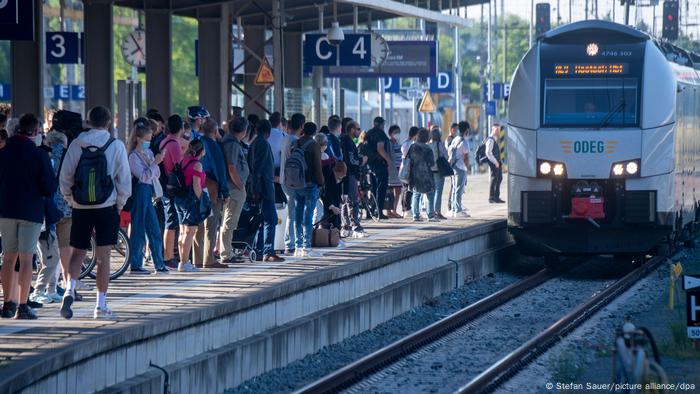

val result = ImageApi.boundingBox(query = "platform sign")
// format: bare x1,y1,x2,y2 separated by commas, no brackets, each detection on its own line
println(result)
0,83,9,101
429,72,452,93
382,77,401,94
46,32,81,64
0,0,33,41
483,83,511,100
304,33,372,67
325,41,436,78
485,100,496,116
684,275,700,339
71,85,85,100
53,85,71,100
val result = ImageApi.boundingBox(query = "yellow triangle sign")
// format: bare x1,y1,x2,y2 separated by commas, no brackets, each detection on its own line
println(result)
418,91,436,113
255,57,274,85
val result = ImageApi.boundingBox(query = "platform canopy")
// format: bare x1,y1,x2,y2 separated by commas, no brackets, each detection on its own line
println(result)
114,0,488,29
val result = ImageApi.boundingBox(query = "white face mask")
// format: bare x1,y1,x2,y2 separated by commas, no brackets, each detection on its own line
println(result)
332,129,341,137
32,133,43,147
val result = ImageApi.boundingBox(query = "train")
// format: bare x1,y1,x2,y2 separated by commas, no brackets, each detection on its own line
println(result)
506,20,700,264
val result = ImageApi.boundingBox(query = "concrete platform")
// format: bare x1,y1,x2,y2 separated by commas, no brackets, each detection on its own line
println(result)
0,174,508,394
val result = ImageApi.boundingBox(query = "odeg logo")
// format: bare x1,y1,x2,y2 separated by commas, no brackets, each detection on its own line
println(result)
586,42,599,56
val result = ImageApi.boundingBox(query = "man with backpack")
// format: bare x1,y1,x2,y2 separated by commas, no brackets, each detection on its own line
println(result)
279,113,305,255
484,124,505,203
159,115,186,268
59,106,131,320
364,117,391,220
285,122,324,257
447,121,471,218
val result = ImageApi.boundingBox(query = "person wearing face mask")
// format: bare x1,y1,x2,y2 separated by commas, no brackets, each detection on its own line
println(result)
126,120,168,274
0,114,56,319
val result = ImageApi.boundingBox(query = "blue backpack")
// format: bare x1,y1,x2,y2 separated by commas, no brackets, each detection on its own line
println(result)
72,138,116,205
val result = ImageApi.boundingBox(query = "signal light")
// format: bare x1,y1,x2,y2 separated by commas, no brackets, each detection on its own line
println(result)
663,1,679,41
535,3,551,37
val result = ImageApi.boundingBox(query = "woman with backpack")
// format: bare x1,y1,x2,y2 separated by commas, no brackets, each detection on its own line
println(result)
429,127,451,220
126,120,168,275
175,139,211,272
407,128,436,222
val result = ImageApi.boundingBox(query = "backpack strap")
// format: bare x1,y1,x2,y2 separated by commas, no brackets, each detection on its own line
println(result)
98,137,115,152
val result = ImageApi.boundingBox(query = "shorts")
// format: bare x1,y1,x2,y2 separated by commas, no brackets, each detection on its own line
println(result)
0,218,43,254
56,217,72,248
70,206,120,250
175,192,211,227
162,195,179,230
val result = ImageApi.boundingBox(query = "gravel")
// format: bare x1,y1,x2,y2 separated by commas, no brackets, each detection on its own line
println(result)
225,260,539,394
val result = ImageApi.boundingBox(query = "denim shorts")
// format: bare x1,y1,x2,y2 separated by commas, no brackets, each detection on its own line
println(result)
0,218,43,254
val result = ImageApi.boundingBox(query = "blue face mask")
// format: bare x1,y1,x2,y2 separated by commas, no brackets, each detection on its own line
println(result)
142,141,151,150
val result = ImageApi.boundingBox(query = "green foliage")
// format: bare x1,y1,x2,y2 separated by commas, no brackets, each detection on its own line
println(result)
113,7,145,102
171,16,198,115
0,42,9,87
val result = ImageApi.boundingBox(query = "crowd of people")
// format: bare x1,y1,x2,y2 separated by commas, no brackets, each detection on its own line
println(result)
0,102,502,320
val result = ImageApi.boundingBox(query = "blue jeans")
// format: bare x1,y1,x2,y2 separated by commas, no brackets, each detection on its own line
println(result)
128,183,165,270
451,168,467,213
293,186,320,250
412,191,434,220
282,186,296,250
432,172,445,214
255,199,278,257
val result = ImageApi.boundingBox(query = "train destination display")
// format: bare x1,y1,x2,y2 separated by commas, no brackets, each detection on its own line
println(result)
554,63,628,76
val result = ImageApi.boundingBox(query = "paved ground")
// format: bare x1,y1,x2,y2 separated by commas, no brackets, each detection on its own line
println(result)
0,173,506,376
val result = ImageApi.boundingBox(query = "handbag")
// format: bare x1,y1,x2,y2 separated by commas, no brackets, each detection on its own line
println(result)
398,146,412,184
312,225,340,247
436,142,454,177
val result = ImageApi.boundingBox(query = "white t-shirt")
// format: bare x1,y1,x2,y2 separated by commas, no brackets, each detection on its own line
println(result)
449,136,469,172
400,139,413,157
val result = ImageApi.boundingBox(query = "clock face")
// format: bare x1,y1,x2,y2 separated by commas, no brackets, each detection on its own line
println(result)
121,29,146,68
370,32,389,67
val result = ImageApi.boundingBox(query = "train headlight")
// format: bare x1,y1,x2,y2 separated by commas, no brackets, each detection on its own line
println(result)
539,161,552,175
553,163,565,176
612,164,624,176
610,160,640,178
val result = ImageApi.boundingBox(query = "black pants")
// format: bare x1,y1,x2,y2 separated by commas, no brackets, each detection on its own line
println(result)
369,164,388,212
488,162,503,201
401,183,412,212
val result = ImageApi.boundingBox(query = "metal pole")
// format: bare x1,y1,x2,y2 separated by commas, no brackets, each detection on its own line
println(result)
378,19,385,123
569,0,572,24
529,0,533,46
557,0,561,25
314,6,324,125
272,0,284,113
453,23,461,124
625,0,630,25
354,6,361,122
652,3,656,36
487,0,493,131
585,0,588,20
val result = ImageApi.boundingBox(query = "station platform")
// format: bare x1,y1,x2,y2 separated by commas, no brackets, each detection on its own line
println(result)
0,174,508,394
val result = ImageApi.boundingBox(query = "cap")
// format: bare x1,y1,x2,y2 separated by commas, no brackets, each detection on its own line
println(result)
187,106,210,120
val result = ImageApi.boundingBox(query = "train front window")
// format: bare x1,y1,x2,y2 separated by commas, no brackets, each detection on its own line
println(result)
543,78,638,127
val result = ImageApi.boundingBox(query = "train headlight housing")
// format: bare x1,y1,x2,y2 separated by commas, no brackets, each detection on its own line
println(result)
610,160,640,178
537,160,566,178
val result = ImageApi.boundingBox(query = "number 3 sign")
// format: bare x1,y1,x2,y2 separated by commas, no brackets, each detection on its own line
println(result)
46,32,80,64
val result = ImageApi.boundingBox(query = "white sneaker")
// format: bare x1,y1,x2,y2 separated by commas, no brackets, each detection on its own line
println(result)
29,292,53,304
427,217,440,222
352,230,367,238
456,211,471,218
75,280,92,291
45,292,63,303
304,249,323,258
178,261,199,272
293,249,306,257
94,306,117,320
340,229,352,238
337,240,346,249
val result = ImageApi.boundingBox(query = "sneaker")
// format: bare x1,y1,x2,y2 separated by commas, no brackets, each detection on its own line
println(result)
456,211,471,218
293,249,306,257
94,306,117,320
283,248,296,256
45,292,63,303
352,230,369,238
27,299,43,309
1,301,17,318
130,267,152,275
337,240,347,249
340,229,352,238
412,217,421,222
14,304,37,320
60,293,74,319
304,249,323,258
178,262,199,272
155,267,170,274
75,280,92,291
164,259,179,269
29,292,53,304
427,217,440,222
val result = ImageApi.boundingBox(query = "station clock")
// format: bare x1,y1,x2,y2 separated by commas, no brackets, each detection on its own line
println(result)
121,29,146,68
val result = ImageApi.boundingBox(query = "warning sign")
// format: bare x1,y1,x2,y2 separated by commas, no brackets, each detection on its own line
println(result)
255,57,274,85
418,91,436,113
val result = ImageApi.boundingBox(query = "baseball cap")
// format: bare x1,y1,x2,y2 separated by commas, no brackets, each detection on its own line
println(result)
187,106,210,120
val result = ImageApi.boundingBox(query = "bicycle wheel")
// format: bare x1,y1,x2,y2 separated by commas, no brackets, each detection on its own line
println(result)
79,236,97,279
86,229,131,281
365,192,380,222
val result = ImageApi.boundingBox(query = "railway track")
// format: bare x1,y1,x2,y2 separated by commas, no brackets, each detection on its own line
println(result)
295,255,667,394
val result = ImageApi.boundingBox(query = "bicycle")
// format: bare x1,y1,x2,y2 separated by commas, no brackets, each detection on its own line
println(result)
611,319,669,393
358,168,380,222
79,228,130,281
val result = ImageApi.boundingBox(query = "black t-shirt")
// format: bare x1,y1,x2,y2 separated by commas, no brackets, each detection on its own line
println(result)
340,134,360,176
365,127,389,167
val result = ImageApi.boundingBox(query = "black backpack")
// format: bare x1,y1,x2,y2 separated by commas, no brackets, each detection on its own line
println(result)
71,138,116,205
475,137,494,165
165,159,196,198
158,139,179,190
284,139,314,190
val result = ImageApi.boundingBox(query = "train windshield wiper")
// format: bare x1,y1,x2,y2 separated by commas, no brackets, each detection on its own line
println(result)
597,99,626,129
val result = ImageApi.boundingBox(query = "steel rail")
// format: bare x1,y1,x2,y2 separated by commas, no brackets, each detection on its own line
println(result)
295,267,556,394
456,255,667,394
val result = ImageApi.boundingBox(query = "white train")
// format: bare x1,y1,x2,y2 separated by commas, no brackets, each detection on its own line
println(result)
506,20,700,263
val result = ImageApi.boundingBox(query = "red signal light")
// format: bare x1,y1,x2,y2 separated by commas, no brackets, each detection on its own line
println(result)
667,15,674,21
